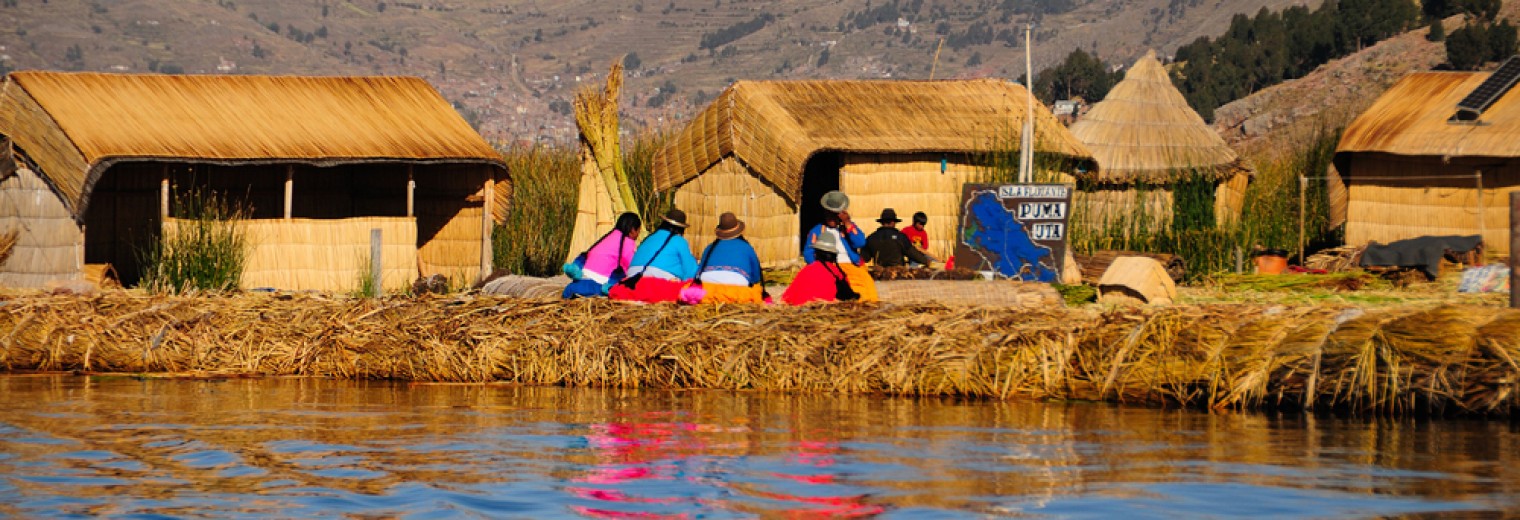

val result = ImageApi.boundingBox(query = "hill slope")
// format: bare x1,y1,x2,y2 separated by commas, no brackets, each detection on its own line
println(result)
1,0,1316,143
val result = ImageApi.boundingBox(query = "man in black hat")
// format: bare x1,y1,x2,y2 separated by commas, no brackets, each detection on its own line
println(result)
861,208,931,268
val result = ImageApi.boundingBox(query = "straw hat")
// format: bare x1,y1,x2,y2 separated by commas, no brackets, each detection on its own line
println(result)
812,230,843,255
876,208,901,223
820,190,850,212
662,208,688,228
715,212,745,239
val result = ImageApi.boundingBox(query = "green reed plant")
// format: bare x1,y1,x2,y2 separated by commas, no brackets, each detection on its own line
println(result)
139,186,249,294
493,144,580,277
493,133,675,277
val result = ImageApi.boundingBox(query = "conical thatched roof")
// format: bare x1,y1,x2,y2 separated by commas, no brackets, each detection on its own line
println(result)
652,79,1096,202
0,71,506,219
1069,51,1246,183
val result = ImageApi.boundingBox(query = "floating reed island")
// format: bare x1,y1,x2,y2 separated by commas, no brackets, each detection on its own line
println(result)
1,292,1518,416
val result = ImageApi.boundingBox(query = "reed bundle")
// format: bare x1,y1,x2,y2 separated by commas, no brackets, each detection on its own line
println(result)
0,228,16,267
1,294,1517,416
573,59,638,219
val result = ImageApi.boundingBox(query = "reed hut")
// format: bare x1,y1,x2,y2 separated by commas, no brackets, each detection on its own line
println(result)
1334,70,1520,252
652,79,1094,266
1067,51,1250,230
0,71,508,291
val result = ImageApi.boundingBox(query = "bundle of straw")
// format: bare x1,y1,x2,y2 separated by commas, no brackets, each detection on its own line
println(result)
0,228,17,266
573,59,639,219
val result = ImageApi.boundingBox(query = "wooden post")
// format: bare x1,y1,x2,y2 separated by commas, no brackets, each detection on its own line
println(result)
159,172,169,219
284,166,294,220
1510,192,1519,308
406,166,415,217
371,228,383,297
480,176,494,282
1298,175,1307,264
1234,247,1243,274
1476,170,1485,264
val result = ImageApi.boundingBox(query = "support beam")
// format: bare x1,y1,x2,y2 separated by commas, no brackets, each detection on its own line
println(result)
284,166,294,220
371,228,383,297
480,175,495,282
406,166,415,218
159,170,169,219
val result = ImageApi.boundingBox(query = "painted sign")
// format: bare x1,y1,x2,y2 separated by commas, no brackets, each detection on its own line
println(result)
953,183,1070,282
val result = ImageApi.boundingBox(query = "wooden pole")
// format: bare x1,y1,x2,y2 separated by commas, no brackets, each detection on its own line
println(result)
406,166,415,218
1298,175,1307,264
370,228,382,297
159,170,169,219
283,166,294,220
1476,170,1485,264
1510,192,1519,308
480,176,494,282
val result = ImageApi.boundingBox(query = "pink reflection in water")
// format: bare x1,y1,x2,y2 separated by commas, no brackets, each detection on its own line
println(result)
570,418,882,518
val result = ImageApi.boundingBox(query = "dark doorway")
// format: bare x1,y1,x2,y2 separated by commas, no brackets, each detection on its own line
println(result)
798,152,842,246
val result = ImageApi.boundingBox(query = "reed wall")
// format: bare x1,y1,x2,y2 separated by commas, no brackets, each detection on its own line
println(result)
1215,173,1249,226
1344,155,1520,251
673,157,798,267
413,164,491,285
839,153,981,261
0,167,82,288
163,216,417,292
566,152,616,263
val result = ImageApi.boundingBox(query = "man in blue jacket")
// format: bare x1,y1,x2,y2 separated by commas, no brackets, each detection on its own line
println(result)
802,190,866,264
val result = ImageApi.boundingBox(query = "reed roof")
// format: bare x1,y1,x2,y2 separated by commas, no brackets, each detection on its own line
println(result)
0,71,505,218
1068,51,1246,183
1336,71,1520,164
652,79,1095,202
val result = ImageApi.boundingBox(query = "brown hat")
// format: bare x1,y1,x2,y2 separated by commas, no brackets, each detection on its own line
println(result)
877,208,901,223
715,212,745,239
662,208,688,228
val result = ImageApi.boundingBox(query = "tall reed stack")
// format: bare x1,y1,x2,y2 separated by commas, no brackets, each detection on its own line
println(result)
1,294,1517,416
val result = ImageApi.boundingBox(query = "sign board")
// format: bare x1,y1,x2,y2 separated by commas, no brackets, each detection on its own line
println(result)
953,183,1070,282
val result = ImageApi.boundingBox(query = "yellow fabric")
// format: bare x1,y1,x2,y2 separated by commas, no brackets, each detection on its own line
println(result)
702,282,765,303
837,262,878,302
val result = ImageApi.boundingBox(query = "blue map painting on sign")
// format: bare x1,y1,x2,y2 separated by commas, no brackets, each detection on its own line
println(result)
961,190,1057,282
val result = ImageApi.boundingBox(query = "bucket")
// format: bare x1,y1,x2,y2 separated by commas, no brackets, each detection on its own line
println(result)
1253,248,1289,275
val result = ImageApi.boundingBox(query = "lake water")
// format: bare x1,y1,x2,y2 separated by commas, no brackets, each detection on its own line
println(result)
1,375,1517,518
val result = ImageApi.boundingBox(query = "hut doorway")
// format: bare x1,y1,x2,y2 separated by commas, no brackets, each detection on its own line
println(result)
798,152,842,241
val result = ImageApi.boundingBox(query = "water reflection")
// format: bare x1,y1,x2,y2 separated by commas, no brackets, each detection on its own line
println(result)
0,375,1514,517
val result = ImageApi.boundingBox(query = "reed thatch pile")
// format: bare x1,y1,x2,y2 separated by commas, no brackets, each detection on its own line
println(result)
2,294,1517,415
1068,51,1249,183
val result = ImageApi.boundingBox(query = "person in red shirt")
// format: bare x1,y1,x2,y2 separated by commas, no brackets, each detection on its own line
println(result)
899,211,938,268
781,231,862,305
902,211,930,251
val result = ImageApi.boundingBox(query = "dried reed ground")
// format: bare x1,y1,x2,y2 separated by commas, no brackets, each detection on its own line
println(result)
3,293,1519,415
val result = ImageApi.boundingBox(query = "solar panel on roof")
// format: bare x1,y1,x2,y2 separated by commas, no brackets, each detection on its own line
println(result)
1454,55,1520,121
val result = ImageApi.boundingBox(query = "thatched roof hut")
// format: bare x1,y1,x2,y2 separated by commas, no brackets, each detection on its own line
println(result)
1335,70,1520,251
1068,51,1251,230
652,79,1095,266
0,71,508,291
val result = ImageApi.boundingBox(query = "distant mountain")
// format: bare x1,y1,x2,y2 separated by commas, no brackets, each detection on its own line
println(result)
0,0,1318,144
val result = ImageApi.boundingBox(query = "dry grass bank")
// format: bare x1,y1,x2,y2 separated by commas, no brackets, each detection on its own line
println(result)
2,293,1518,416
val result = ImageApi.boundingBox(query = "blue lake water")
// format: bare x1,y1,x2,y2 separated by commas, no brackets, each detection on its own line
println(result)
0,375,1516,518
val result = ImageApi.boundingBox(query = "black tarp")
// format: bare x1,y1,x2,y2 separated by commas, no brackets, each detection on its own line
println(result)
1359,235,1483,279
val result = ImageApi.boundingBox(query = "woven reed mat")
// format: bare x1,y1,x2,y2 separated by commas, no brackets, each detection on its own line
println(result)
479,275,567,298
874,280,1062,307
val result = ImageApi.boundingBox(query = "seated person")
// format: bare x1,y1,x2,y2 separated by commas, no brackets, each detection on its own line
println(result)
609,209,698,303
691,212,766,303
563,212,640,299
783,231,869,305
862,208,932,268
